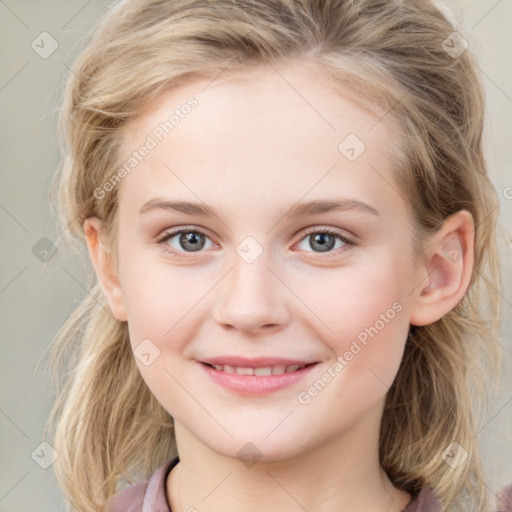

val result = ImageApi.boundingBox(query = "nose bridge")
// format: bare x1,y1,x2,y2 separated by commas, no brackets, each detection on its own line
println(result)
214,243,289,332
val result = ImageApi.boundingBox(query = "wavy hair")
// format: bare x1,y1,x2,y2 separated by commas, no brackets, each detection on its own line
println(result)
44,0,502,510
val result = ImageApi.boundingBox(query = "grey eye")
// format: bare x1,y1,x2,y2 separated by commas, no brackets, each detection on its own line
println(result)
162,229,214,253
178,231,206,252
296,232,347,253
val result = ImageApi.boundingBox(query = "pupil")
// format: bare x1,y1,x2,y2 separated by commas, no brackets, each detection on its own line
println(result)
312,233,334,252
180,232,204,252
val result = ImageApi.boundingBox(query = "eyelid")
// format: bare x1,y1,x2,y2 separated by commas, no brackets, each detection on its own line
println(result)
292,225,355,255
156,225,217,258
297,225,355,245
156,224,356,257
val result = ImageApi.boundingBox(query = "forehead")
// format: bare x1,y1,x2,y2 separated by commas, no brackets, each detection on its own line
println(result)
116,62,406,221
123,61,392,148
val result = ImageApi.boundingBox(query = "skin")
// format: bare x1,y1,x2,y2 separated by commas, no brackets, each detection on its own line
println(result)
84,60,475,512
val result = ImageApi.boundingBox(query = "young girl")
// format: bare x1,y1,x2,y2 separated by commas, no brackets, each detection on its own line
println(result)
44,0,511,511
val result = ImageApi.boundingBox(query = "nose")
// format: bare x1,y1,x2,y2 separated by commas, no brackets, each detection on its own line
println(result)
213,250,290,334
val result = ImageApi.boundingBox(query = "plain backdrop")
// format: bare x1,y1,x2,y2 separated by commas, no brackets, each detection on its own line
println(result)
1,1,511,510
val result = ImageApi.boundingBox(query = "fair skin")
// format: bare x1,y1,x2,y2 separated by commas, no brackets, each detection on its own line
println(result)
84,61,474,512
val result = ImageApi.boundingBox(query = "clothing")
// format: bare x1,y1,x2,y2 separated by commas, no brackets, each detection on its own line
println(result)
106,457,507,512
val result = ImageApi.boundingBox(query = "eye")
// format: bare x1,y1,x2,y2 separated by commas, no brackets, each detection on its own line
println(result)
295,227,354,254
157,227,215,255
156,225,355,258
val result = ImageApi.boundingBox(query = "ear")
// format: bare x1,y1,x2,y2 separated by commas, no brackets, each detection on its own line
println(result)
83,217,127,322
409,209,475,327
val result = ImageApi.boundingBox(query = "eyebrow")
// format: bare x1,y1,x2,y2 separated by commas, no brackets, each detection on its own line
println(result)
138,197,380,219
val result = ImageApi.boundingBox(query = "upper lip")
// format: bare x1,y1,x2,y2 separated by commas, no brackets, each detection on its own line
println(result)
200,356,318,368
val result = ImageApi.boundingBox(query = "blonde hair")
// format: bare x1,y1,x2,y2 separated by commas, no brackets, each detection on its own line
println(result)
44,0,503,510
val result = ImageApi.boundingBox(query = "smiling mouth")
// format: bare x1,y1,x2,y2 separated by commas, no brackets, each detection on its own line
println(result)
202,362,316,376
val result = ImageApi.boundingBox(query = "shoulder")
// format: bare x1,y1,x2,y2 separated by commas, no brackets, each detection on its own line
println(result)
497,484,512,512
107,481,148,512
403,487,442,512
403,483,512,512
107,457,179,512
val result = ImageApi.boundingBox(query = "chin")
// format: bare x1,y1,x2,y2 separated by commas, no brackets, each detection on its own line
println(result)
198,430,312,465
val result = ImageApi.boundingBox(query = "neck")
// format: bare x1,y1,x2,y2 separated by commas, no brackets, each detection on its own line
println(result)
166,405,411,512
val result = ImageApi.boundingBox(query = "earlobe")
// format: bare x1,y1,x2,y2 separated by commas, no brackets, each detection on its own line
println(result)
83,217,128,322
409,210,474,327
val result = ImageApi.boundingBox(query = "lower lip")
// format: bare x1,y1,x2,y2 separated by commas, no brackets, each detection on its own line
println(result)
199,362,318,395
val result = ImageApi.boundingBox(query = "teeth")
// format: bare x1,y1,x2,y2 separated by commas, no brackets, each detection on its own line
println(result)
254,367,272,376
209,363,306,375
236,367,254,375
272,365,286,375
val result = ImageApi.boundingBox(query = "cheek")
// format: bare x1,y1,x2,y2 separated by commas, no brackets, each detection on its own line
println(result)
302,252,412,386
119,253,202,344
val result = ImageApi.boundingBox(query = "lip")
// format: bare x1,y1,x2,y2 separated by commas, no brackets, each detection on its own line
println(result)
198,358,319,395
201,356,316,367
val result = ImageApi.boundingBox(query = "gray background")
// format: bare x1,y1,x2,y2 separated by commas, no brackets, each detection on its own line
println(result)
0,1,511,510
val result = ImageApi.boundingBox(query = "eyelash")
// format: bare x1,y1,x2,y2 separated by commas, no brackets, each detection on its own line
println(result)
156,225,355,258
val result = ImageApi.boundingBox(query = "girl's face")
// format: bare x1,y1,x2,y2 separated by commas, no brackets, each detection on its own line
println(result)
108,62,424,460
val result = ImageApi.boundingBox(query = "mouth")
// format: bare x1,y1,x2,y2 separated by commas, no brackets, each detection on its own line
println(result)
201,362,315,376
199,358,320,395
